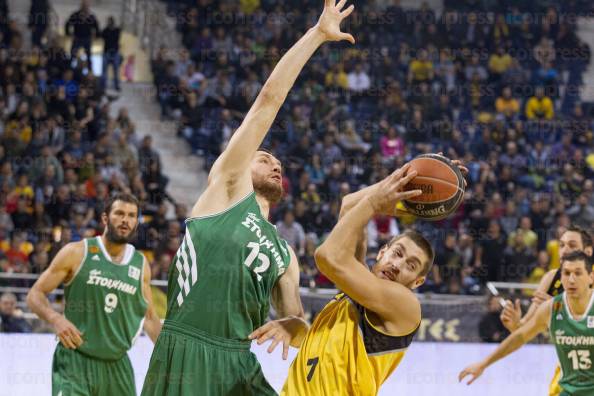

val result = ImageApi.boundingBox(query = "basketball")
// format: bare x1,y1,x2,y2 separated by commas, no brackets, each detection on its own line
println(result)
402,154,465,221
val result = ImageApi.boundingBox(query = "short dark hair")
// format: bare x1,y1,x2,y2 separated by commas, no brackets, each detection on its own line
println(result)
566,225,593,249
104,193,140,217
561,251,591,270
388,231,435,277
257,147,275,156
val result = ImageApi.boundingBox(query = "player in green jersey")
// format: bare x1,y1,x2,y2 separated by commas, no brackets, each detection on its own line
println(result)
141,1,355,395
27,193,162,396
499,226,592,396
460,251,594,395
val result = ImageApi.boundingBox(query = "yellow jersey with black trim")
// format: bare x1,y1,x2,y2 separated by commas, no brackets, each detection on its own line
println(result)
281,293,418,396
547,269,563,297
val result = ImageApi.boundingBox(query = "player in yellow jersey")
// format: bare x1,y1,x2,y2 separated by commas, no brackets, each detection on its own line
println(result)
499,226,592,396
251,164,436,395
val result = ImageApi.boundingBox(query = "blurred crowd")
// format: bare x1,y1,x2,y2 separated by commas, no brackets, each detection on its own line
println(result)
0,0,181,317
152,0,594,293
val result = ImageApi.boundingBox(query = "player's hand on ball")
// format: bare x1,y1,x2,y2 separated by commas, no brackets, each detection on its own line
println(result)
249,317,306,360
437,152,468,187
315,0,355,44
367,163,422,215
500,299,521,332
51,314,83,349
532,290,552,306
458,362,486,385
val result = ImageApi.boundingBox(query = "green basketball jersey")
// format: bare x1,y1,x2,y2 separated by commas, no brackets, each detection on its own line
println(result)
64,236,148,360
165,192,291,340
550,292,594,396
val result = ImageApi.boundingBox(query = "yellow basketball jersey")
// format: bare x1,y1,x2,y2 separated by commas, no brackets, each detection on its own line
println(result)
549,365,561,396
281,293,417,396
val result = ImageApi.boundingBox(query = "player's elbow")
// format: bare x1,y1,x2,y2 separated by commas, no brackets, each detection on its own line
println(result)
314,245,339,274
258,84,285,108
25,288,38,311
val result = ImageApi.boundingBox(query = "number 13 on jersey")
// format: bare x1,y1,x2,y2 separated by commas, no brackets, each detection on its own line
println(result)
568,350,592,370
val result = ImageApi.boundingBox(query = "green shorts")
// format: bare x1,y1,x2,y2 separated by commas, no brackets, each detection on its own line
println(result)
141,321,277,396
52,344,135,396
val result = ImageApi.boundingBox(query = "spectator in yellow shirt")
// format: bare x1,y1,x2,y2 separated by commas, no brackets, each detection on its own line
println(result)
488,47,513,79
525,86,554,120
495,86,520,119
408,48,434,84
324,63,348,89
508,216,538,251
240,0,259,14
12,174,34,201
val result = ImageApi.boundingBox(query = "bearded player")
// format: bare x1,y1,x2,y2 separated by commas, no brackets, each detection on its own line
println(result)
258,165,434,395
27,193,162,395
500,226,593,395
461,251,594,396
141,1,356,395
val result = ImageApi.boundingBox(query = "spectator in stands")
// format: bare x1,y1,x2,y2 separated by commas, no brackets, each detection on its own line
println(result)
325,63,348,90
525,86,554,120
488,47,513,82
525,250,550,287
0,292,31,333
475,220,507,283
464,54,488,82
503,232,537,282
534,37,556,67
276,210,306,257
566,193,594,230
408,48,433,84
65,0,100,69
379,127,404,162
100,16,121,91
367,215,399,251
433,232,461,293
478,296,508,343
28,0,49,47
495,86,520,119
4,233,29,273
347,63,371,93
508,216,538,252
29,247,49,274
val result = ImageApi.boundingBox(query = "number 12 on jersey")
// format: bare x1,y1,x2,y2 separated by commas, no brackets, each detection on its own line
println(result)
244,242,270,281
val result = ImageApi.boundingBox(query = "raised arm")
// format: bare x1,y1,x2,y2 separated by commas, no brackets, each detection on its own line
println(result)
191,0,355,218
459,299,552,385
315,165,422,332
141,258,162,343
26,242,84,349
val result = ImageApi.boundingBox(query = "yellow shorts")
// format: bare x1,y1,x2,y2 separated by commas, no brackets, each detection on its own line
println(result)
549,365,561,396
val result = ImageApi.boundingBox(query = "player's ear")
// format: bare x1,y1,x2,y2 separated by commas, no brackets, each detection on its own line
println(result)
101,211,108,227
377,244,388,261
585,247,593,257
412,276,426,290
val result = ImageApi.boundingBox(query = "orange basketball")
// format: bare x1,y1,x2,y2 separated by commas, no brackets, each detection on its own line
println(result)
402,154,465,221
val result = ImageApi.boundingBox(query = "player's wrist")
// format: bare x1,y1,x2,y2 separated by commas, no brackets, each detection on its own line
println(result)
309,25,330,45
47,311,63,325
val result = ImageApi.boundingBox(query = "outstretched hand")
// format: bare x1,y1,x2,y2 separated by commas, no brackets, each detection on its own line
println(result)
249,317,307,360
367,163,422,215
315,0,356,44
458,362,486,385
